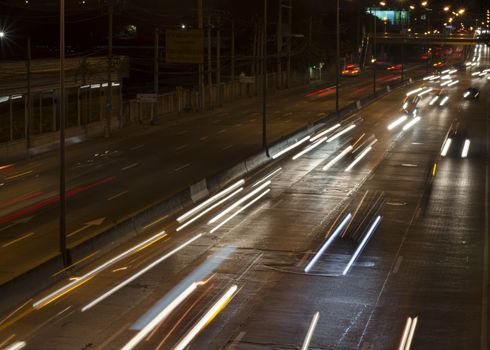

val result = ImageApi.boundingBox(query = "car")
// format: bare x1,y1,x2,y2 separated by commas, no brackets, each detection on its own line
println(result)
341,64,360,77
440,120,471,158
428,88,449,106
433,61,446,68
463,87,480,99
402,95,420,116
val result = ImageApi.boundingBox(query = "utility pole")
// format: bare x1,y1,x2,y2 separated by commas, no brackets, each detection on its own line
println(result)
153,28,159,124
286,0,292,88
207,16,212,101
197,0,204,110
26,37,31,150
307,16,312,83
216,16,221,106
231,20,235,100
401,40,405,81
252,22,258,93
276,0,282,89
336,0,340,113
372,11,377,94
105,0,113,137
262,0,268,155
60,0,68,267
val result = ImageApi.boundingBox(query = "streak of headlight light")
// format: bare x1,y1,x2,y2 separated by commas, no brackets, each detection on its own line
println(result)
398,317,413,350
252,168,282,187
208,181,270,224
342,215,382,275
428,96,439,105
487,75,490,80
479,72,487,76
440,69,450,74
304,213,352,272
405,88,423,96
309,123,341,142
441,138,452,156
439,96,449,106
417,88,433,96
326,124,356,143
440,74,451,80
177,179,245,223
472,71,482,76
173,285,238,350
422,75,435,80
412,109,417,117
449,69,458,74
402,102,408,109
472,62,477,66
448,80,459,87
404,316,418,350
345,146,372,172
387,116,407,130
402,117,421,131
461,139,470,158
210,189,270,233
33,230,167,309
463,91,470,98
440,80,452,86
292,137,328,160
176,188,243,231
322,145,353,171
271,136,310,159
484,69,490,73
301,312,320,350
81,234,202,312
465,62,472,66
121,282,198,350
3,342,26,350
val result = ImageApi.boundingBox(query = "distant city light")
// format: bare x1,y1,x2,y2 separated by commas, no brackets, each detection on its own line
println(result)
443,6,449,12
181,24,186,29
0,31,4,38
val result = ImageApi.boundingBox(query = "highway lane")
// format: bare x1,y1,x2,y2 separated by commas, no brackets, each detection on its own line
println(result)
0,51,484,349
0,64,428,284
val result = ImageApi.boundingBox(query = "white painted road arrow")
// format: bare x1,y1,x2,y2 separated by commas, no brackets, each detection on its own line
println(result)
68,217,106,238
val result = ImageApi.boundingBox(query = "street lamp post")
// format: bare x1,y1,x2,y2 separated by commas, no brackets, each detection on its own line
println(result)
262,0,268,156
336,0,340,113
60,0,68,267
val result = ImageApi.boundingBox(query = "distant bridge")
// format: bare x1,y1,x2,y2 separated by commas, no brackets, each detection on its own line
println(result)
373,33,489,46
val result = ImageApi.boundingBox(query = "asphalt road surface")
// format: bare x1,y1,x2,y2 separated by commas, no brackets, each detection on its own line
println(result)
0,63,427,284
0,45,487,350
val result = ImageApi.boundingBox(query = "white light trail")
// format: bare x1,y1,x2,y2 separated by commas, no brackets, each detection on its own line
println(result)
387,116,408,130
428,96,439,105
398,316,419,350
402,102,408,109
33,230,168,309
304,213,352,272
465,62,472,66
210,189,270,233
208,181,270,224
440,69,450,74
301,312,320,350
440,80,452,87
402,117,421,131
472,71,482,76
461,139,470,158
173,285,238,350
177,179,245,223
81,234,202,312
271,136,311,159
463,91,470,98
252,168,282,187
417,88,433,97
176,188,243,231
440,74,452,80
441,138,452,156
439,96,449,106
448,69,457,74
447,80,459,86
423,75,435,80
342,215,382,275
3,342,26,350
322,145,353,171
310,123,341,142
121,283,198,350
326,124,356,143
406,88,423,96
293,137,328,160
345,146,372,172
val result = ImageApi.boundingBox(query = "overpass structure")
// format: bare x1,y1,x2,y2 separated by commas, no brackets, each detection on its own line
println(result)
373,33,488,46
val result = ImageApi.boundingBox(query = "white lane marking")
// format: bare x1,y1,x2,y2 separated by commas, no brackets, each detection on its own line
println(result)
218,129,227,133
222,144,234,151
143,215,169,230
386,201,407,206
284,112,293,117
411,142,423,145
122,163,139,171
107,191,128,201
67,218,105,238
393,256,403,273
2,232,35,248
5,171,32,181
226,331,247,350
401,163,418,167
200,136,208,141
130,145,144,151
174,163,190,172
176,144,188,151
296,250,311,267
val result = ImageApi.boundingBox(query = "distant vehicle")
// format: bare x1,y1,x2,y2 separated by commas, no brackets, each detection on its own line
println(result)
463,87,480,99
441,121,471,158
341,64,360,77
387,64,402,72
402,95,420,116
433,61,446,68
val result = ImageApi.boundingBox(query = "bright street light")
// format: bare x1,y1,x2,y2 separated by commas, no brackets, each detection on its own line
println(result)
421,1,427,6
379,1,386,6
458,8,465,15
409,5,415,10
0,31,4,38
443,6,450,12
